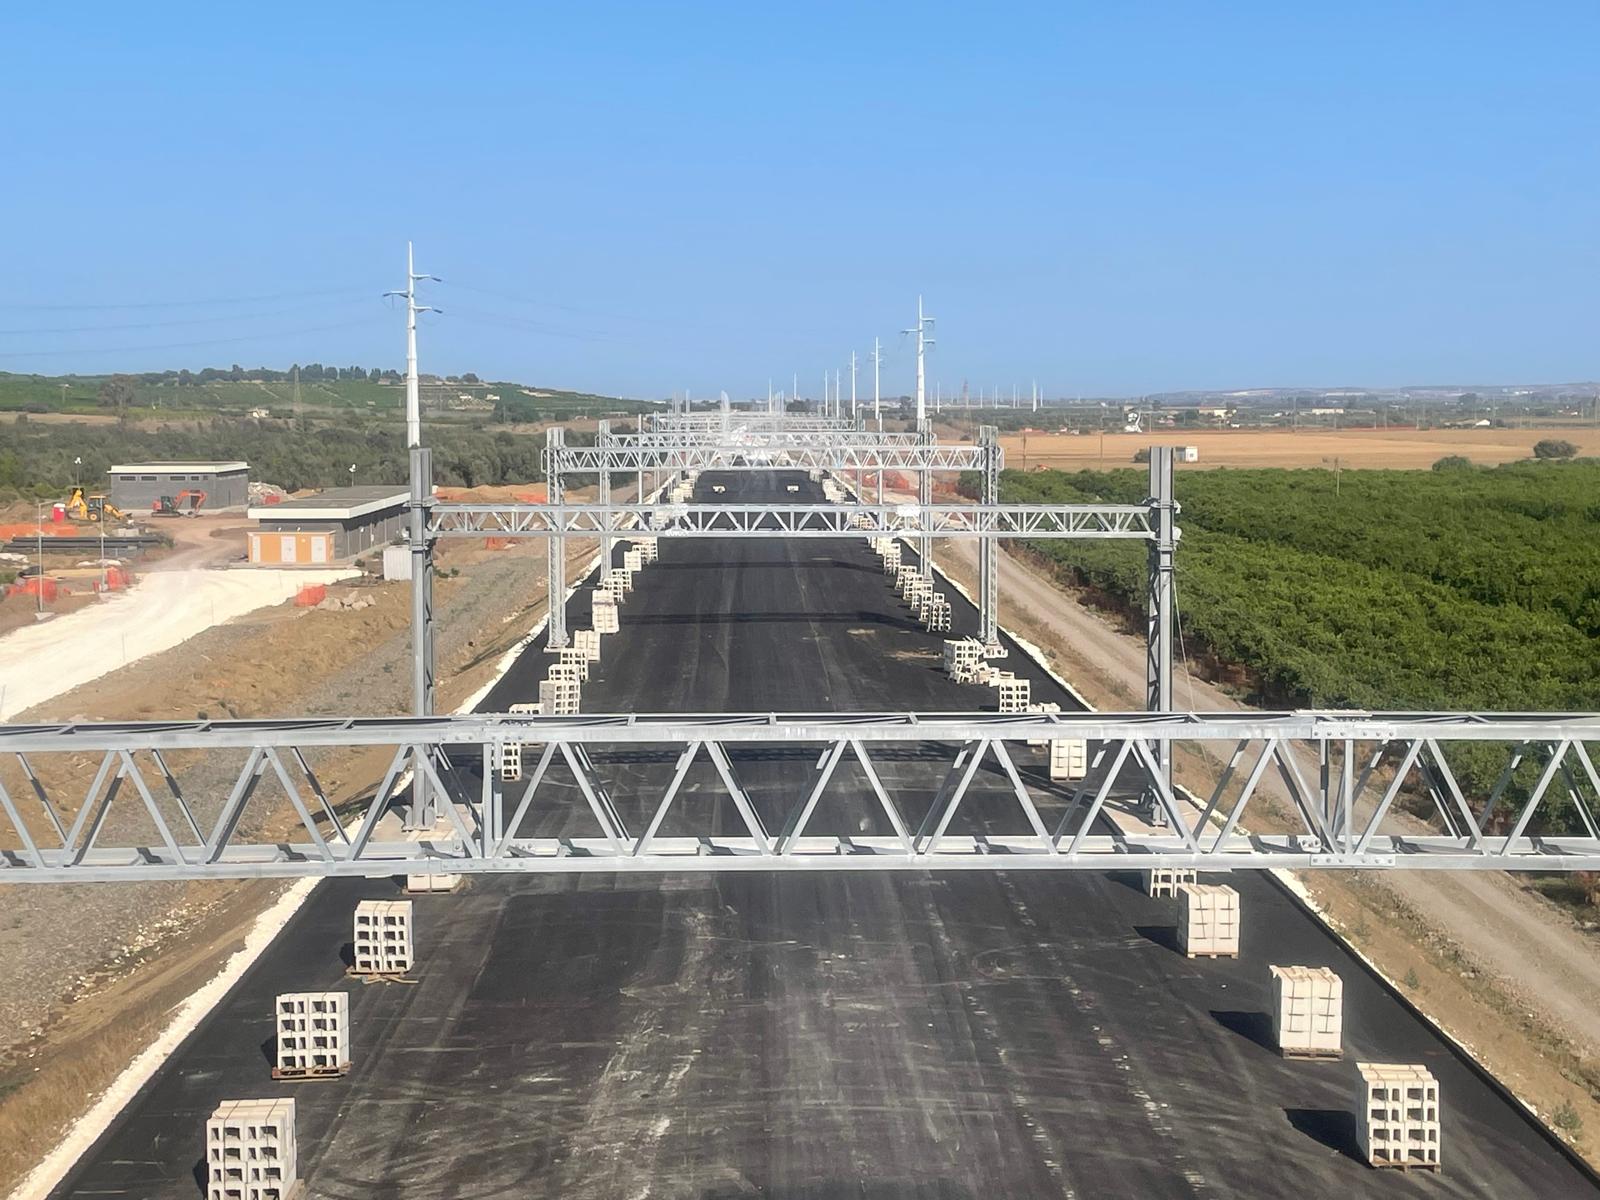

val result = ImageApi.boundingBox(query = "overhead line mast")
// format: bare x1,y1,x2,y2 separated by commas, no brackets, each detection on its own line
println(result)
903,296,934,421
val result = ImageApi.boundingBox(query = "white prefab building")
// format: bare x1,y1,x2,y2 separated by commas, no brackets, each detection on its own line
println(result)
1176,883,1240,957
1357,1063,1441,1170
1270,965,1344,1058
205,1097,297,1200
353,899,413,974
274,991,350,1077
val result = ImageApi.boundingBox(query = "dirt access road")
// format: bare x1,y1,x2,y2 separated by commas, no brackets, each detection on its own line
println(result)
938,535,1600,1158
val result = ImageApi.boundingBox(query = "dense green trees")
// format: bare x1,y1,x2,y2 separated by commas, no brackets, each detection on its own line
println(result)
999,461,1600,820
1534,438,1579,460
0,418,548,495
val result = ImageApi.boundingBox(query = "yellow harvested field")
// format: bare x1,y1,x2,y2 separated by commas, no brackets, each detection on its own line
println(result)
1000,425,1600,471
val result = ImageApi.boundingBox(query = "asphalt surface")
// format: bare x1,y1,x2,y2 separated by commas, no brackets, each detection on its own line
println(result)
50,470,1598,1199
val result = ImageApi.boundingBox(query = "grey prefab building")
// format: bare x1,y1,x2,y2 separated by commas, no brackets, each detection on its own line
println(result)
246,486,409,565
106,461,250,512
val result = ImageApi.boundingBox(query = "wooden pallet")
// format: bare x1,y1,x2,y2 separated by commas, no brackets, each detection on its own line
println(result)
1280,1047,1343,1060
1368,1159,1441,1173
1183,951,1239,960
271,1063,351,1081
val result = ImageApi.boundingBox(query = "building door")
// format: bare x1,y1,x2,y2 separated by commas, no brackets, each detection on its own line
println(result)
310,535,328,564
280,535,298,564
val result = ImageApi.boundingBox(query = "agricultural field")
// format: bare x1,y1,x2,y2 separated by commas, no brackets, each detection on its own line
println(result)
995,460,1600,816
1000,425,1600,470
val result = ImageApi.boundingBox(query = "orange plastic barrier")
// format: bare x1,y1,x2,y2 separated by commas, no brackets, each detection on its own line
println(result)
294,583,327,607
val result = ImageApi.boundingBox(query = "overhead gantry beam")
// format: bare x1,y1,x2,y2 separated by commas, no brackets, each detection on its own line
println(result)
549,442,989,473
2,711,1597,882
429,502,1156,539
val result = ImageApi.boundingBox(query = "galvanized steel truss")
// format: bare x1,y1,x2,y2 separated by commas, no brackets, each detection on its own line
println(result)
428,502,1155,540
2,712,1597,881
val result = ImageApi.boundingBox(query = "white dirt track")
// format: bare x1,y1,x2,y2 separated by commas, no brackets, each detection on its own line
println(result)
0,568,356,719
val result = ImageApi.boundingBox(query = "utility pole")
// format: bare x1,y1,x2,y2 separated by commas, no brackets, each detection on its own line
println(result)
834,369,842,420
384,242,439,829
903,296,934,421
871,337,882,430
849,351,858,420
1032,380,1039,413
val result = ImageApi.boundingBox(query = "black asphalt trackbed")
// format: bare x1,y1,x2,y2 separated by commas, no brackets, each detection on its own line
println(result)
50,470,1596,1199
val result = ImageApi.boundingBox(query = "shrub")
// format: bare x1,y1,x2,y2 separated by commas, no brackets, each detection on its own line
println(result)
1432,455,1472,471
1534,439,1578,460
1132,447,1151,463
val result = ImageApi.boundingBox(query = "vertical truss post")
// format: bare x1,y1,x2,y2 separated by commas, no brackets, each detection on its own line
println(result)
545,426,568,648
977,424,1001,644
637,414,647,502
406,444,436,829
1144,445,1176,818
917,419,934,579
597,420,612,571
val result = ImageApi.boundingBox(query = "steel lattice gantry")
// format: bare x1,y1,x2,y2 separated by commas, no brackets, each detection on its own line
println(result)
2,711,1598,882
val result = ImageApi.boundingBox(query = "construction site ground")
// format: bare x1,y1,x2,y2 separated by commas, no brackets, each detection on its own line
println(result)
33,470,1598,1198
0,519,609,1194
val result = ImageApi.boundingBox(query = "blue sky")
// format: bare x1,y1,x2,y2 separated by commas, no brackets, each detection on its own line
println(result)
1,2,1596,399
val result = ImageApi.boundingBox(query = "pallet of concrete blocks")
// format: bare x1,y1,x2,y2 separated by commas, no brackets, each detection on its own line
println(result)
882,547,901,575
205,1097,299,1200
623,548,644,573
1049,738,1088,781
1145,866,1197,897
991,672,1030,713
540,670,581,716
1025,702,1063,747
1270,965,1344,1059
573,627,602,663
943,638,984,683
500,702,540,782
904,576,932,608
1357,1063,1441,1171
353,899,413,976
923,597,951,633
554,645,590,682
273,992,350,1079
596,572,625,602
633,537,658,564
894,564,917,595
1176,882,1240,958
593,592,620,634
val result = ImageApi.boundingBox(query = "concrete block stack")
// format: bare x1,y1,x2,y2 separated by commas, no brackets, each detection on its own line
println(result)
593,592,620,634
500,701,540,782
1146,867,1197,897
1048,738,1089,781
205,1098,298,1200
555,645,590,682
943,638,984,684
623,547,644,573
1357,1063,1441,1171
1175,882,1240,958
922,594,951,632
273,992,350,1079
573,628,602,663
353,899,413,975
894,564,918,596
990,672,1030,713
539,663,582,715
633,537,659,563
1270,965,1344,1059
1025,702,1063,746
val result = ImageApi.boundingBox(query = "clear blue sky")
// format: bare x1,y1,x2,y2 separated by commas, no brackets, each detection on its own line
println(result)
1,2,1596,400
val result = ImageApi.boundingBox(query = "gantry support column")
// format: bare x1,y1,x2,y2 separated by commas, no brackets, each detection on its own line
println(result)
917,419,934,579
977,425,1001,645
405,445,436,829
597,420,612,571
545,427,569,648
1145,445,1177,820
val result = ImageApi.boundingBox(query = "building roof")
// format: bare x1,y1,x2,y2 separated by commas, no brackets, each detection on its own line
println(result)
108,460,249,474
249,485,409,522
